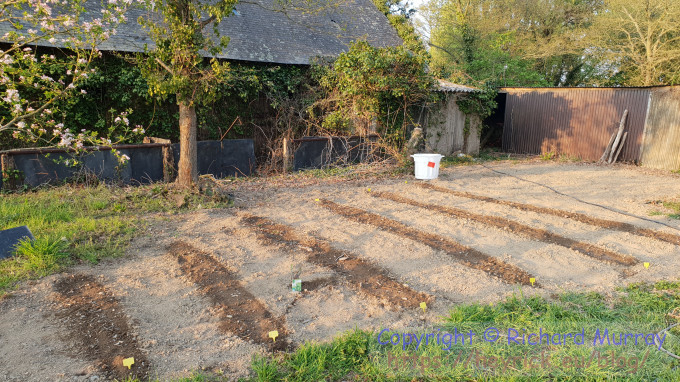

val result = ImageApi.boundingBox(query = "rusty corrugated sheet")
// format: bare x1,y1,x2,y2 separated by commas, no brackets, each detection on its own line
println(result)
640,87,680,171
502,88,651,162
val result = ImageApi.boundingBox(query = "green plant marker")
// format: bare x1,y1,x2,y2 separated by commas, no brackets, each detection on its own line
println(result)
292,279,302,292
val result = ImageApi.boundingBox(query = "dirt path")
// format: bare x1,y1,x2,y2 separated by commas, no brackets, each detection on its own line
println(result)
1,161,679,381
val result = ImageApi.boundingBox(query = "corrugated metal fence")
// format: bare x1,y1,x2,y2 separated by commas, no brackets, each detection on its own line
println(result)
502,88,651,162
640,87,680,170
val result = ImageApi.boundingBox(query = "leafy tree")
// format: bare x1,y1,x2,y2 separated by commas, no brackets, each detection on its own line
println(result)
422,0,602,86
136,0,235,187
591,0,680,86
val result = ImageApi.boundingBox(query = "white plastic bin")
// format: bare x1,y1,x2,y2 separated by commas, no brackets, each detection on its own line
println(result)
411,153,444,180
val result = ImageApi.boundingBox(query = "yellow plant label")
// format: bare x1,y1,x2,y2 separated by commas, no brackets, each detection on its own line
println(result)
269,330,279,342
122,357,134,369
530,278,536,286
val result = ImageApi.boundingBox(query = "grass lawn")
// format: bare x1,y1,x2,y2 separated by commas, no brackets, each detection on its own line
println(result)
0,184,231,295
240,283,680,381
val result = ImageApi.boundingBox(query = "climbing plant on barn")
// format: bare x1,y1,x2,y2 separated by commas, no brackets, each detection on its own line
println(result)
313,41,437,148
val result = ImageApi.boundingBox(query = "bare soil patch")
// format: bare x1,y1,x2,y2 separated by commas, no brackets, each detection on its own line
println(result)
167,241,291,351
418,182,680,246
241,214,431,309
53,274,150,380
4,162,680,381
303,276,341,292
374,191,638,266
318,199,537,286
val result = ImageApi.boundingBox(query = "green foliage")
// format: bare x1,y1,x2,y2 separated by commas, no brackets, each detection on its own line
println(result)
1,52,314,149
59,53,179,142
136,0,237,105
13,237,69,277
591,0,680,86
455,83,498,121
425,0,602,87
372,0,429,59
313,41,436,147
426,0,680,87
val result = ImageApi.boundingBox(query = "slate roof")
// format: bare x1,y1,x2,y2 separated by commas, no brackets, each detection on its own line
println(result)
2,0,403,65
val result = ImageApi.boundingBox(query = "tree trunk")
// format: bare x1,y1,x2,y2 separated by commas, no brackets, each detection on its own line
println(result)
177,100,198,187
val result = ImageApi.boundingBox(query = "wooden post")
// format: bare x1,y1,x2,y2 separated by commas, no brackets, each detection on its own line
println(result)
0,154,7,191
1,153,19,190
143,137,175,182
282,137,292,173
611,132,628,164
599,132,617,163
607,110,628,163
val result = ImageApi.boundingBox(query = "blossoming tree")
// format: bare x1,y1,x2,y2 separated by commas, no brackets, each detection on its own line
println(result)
0,0,140,161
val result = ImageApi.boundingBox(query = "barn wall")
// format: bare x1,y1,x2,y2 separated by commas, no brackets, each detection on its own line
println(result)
502,88,651,162
640,87,680,171
425,93,480,156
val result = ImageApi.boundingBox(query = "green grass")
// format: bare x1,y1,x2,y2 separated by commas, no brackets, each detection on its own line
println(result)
0,184,231,295
540,151,556,161
241,283,680,381
649,200,680,220
662,201,680,220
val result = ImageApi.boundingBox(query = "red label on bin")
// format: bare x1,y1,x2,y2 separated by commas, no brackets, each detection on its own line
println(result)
427,161,436,168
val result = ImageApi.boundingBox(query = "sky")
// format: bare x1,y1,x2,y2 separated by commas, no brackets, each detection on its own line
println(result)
404,0,430,39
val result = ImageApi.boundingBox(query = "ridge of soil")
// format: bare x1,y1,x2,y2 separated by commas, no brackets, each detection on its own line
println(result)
318,199,538,286
53,274,150,380
241,213,432,309
167,241,291,351
417,183,680,246
374,191,638,266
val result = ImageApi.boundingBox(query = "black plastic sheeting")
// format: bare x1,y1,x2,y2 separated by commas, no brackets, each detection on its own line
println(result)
171,140,255,178
293,136,379,171
1,139,255,188
0,226,34,260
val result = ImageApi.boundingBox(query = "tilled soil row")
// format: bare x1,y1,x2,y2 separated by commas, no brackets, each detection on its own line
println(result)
374,191,638,266
318,199,538,286
53,274,151,380
240,213,432,310
167,241,291,351
418,183,680,247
